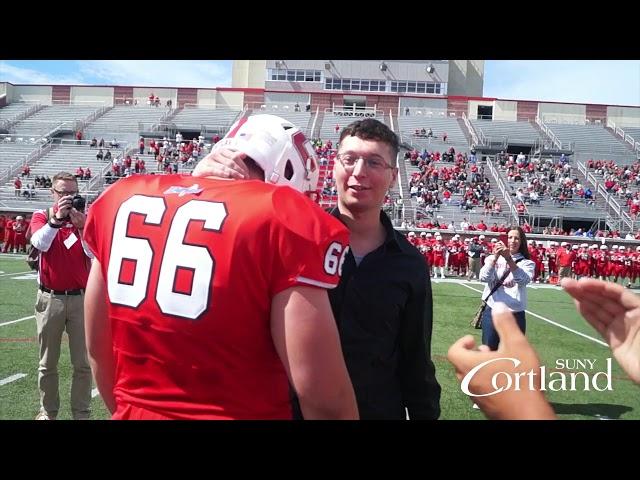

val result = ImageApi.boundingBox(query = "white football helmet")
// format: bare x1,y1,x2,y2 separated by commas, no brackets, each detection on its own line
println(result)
214,114,319,196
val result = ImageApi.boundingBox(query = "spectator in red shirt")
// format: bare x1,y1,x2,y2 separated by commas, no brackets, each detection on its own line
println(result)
557,242,576,280
3,216,15,252
12,215,27,253
0,214,5,249
30,172,93,420
14,176,22,197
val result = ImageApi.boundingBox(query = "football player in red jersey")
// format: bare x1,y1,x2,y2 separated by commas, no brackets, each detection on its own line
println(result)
83,115,358,420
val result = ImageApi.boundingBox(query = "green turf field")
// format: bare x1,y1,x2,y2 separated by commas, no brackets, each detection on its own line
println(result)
1,254,638,420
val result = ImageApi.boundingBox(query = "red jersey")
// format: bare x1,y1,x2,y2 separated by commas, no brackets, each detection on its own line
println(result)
83,174,349,420
30,210,91,290
4,220,14,241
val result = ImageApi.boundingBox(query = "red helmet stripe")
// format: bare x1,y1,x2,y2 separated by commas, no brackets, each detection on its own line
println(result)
225,115,250,139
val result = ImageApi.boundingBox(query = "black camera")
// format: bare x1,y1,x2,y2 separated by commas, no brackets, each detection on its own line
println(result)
72,194,86,212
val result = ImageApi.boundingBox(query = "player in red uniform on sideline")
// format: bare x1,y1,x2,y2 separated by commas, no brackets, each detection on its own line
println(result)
83,114,358,420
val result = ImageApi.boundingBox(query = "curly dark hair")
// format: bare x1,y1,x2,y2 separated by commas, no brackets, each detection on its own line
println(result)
339,118,399,160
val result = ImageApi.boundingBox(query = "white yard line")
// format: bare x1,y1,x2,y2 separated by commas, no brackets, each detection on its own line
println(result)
92,388,100,398
457,281,609,348
0,315,35,327
0,254,27,260
0,270,32,278
0,373,27,386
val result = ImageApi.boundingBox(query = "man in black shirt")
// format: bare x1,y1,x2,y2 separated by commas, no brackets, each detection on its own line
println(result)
467,236,484,280
325,206,440,418
325,119,440,419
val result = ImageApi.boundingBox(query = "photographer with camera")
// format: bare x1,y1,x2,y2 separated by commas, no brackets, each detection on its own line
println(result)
29,172,93,420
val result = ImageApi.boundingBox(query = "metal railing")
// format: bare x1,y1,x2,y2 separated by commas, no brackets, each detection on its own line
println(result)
578,159,637,231
1,138,53,185
325,105,378,117
0,103,46,131
83,105,112,127
395,150,409,203
183,103,244,111
310,107,320,139
482,135,508,149
535,115,563,150
606,119,640,159
84,144,134,195
486,157,517,224
244,101,310,113
49,99,108,106
461,112,481,147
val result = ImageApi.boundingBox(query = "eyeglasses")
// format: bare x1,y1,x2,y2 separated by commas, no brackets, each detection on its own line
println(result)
53,189,78,196
336,153,394,172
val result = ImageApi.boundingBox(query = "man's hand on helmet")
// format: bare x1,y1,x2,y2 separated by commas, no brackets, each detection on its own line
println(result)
193,148,250,180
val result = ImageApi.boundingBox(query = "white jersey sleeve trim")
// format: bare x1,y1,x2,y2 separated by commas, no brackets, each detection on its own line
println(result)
295,276,339,289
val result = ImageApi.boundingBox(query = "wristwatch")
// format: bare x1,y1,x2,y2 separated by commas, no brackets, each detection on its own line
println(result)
49,217,64,229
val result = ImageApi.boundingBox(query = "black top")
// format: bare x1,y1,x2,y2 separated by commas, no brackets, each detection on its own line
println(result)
326,207,441,420
468,242,483,258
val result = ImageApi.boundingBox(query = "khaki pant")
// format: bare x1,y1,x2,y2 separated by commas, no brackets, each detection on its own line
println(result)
468,257,481,279
558,265,572,280
35,289,92,419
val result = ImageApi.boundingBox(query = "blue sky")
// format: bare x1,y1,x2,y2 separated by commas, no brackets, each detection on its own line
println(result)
1,60,639,106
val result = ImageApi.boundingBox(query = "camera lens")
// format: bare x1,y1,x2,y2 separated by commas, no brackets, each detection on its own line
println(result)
72,194,86,212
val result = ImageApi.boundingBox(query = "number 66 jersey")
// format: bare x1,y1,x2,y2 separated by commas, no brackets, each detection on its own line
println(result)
83,174,349,419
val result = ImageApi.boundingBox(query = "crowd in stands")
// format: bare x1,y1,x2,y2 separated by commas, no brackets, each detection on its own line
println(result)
310,139,339,199
89,137,120,150
148,93,162,107
14,176,37,199
104,135,207,185
13,168,61,200
586,158,640,218
95,148,112,162
400,212,632,240
403,218,512,232
411,127,447,142
75,167,92,181
33,175,52,188
495,151,595,209
406,146,497,216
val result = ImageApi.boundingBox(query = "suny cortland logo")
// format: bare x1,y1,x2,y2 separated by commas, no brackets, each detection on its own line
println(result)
461,358,613,397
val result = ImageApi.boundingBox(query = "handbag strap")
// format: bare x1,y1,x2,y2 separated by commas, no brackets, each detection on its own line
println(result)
482,257,524,302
